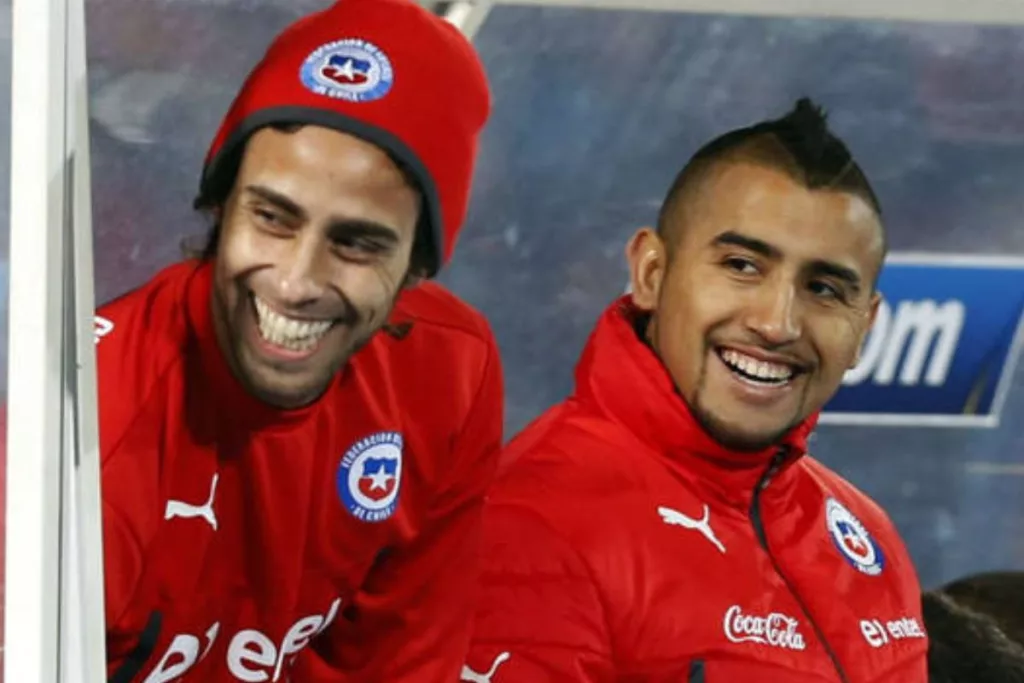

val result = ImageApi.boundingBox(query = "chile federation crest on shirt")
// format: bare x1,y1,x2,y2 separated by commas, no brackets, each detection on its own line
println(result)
825,497,885,576
337,431,403,523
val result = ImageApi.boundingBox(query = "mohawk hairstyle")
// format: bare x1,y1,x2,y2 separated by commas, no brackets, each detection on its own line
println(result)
656,97,882,239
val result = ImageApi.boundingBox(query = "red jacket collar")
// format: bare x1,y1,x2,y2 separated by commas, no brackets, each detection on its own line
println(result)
573,297,818,503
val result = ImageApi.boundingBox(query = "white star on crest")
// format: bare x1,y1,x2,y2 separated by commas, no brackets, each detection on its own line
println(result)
331,58,357,81
367,468,392,491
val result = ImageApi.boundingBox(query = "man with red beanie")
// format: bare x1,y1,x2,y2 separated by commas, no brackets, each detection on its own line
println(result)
462,99,928,682
98,0,501,680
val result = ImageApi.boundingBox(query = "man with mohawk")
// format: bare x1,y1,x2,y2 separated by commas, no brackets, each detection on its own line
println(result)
463,99,928,683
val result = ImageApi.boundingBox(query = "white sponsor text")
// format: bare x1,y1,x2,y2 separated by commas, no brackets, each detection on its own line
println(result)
723,605,806,651
142,597,341,682
860,617,926,648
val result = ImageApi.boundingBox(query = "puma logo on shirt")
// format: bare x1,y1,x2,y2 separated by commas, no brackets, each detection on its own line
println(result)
659,504,727,554
461,652,511,683
165,473,219,531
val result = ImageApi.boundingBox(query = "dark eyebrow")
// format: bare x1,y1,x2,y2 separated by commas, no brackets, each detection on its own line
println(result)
245,184,401,245
244,184,307,220
808,259,863,294
326,220,401,246
713,230,863,294
711,230,782,259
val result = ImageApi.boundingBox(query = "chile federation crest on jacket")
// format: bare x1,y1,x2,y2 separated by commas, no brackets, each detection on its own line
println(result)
826,497,885,576
337,431,404,523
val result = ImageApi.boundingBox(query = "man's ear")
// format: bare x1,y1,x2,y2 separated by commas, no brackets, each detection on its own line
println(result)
626,227,668,312
850,291,883,368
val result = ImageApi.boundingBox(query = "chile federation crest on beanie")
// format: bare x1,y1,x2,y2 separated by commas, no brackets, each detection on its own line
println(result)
199,0,491,276
299,38,394,103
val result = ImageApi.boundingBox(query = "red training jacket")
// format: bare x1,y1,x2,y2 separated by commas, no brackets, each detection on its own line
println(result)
464,299,927,683
99,260,503,682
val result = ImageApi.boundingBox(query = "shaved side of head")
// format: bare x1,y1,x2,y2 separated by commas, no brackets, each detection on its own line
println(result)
656,98,886,274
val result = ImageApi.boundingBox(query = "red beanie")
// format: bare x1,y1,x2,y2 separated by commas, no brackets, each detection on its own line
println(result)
200,0,491,276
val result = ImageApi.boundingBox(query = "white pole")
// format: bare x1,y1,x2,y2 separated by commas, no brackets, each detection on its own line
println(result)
5,0,69,680
439,1,494,39
60,0,107,674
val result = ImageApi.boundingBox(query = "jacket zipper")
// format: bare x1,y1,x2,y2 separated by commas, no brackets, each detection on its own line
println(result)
749,449,850,683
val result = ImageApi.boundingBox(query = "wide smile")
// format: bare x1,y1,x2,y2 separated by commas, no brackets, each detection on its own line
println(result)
713,346,807,401
249,294,337,360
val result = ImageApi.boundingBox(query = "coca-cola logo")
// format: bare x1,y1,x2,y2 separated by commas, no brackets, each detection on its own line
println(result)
723,605,807,651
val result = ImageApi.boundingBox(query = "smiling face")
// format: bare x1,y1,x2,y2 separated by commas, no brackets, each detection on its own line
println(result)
210,125,421,409
628,160,884,451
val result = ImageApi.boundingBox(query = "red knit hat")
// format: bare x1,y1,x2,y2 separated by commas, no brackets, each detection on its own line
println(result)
200,0,491,276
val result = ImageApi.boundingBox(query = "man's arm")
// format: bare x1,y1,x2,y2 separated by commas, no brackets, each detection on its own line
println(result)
297,331,504,682
462,500,615,682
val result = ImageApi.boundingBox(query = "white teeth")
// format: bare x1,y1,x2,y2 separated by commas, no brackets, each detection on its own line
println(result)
720,349,794,383
253,296,333,352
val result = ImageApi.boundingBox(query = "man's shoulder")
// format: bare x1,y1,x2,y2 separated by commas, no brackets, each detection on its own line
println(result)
797,455,905,544
96,261,196,355
490,403,657,529
94,262,196,453
362,281,499,419
392,280,493,344
336,282,501,456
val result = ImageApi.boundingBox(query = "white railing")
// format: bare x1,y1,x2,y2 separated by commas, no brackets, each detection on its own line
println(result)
5,0,105,679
